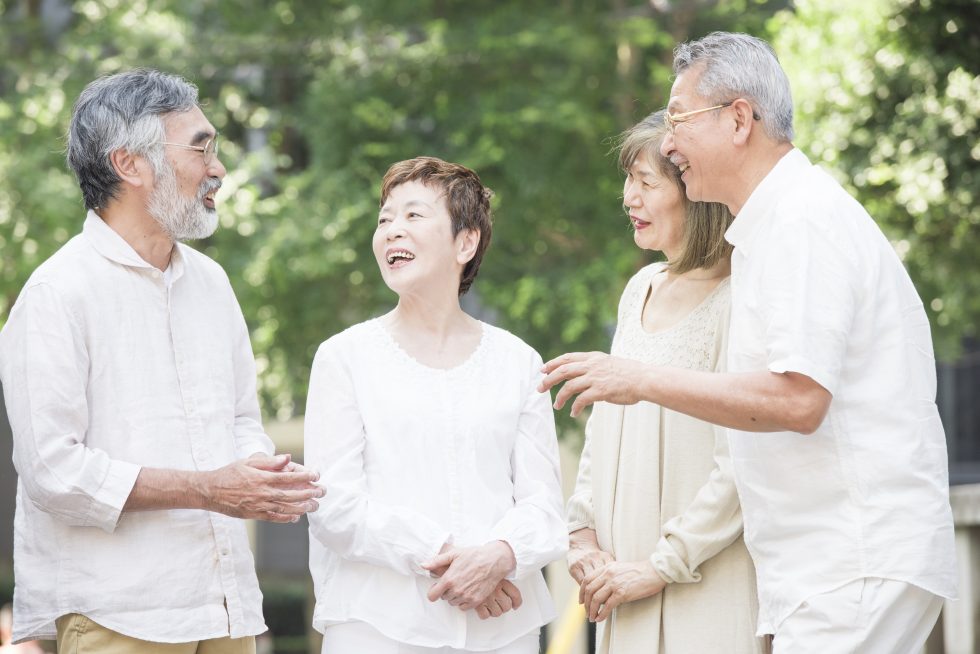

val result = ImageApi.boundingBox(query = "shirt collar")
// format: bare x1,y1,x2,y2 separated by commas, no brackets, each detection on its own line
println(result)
725,148,812,254
82,210,186,281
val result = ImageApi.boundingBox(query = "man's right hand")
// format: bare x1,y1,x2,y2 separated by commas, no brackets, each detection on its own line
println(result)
202,453,323,523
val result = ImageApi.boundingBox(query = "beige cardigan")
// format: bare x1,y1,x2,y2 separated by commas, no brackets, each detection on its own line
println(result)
566,263,767,654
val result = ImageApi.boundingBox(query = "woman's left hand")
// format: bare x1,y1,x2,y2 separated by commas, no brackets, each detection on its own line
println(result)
423,541,516,610
581,560,667,622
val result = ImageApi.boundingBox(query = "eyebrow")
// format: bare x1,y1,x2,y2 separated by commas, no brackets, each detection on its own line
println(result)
380,199,435,214
189,129,216,146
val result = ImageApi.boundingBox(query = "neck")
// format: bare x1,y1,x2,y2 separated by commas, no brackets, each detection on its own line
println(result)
665,257,731,282
726,141,794,216
386,291,472,342
98,199,175,271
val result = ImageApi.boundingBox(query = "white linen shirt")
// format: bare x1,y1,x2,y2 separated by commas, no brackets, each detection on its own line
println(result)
305,319,568,650
0,212,273,643
725,149,957,634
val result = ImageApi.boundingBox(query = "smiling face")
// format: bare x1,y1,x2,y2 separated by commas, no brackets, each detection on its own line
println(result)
373,180,475,298
659,66,735,206
623,151,686,259
147,106,226,241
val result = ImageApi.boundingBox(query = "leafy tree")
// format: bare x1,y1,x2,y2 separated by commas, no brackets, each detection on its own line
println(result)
775,0,980,358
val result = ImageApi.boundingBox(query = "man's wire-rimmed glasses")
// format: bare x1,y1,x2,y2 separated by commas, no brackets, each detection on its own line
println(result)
663,102,734,134
161,136,218,165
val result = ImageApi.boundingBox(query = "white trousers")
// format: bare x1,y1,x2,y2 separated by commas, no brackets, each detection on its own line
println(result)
320,621,541,654
773,577,943,654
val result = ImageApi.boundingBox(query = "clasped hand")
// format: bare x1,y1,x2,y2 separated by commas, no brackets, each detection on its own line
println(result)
206,453,324,524
422,541,522,620
568,529,666,622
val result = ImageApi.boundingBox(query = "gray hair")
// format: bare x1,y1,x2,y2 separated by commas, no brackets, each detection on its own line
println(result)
66,69,199,210
673,32,794,142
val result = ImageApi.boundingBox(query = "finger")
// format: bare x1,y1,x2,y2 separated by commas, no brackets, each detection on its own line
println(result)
539,363,584,396
421,553,454,571
500,581,523,609
589,584,613,622
476,605,490,620
493,591,512,613
258,511,302,524
540,352,587,376
570,389,599,418
487,600,503,617
246,453,291,471
552,374,589,411
596,594,621,623
264,469,322,486
428,579,449,602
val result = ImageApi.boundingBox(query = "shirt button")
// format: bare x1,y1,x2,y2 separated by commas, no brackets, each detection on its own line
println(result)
221,548,230,557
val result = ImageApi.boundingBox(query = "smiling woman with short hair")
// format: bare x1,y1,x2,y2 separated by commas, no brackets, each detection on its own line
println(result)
304,156,568,654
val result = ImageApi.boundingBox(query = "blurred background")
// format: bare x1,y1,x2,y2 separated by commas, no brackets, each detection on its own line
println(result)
0,0,977,652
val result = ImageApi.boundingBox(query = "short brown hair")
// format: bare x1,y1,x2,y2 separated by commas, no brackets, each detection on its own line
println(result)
617,110,733,274
380,156,493,296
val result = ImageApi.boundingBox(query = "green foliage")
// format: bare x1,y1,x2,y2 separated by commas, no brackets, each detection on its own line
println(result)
775,0,980,358
1,0,971,432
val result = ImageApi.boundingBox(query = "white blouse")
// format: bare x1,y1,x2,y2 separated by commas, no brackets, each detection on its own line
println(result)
304,319,567,650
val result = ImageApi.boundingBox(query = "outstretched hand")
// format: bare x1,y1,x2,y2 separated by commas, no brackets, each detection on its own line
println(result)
204,453,324,523
538,352,648,417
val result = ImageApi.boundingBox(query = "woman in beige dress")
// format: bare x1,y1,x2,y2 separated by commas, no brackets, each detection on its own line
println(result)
564,110,768,653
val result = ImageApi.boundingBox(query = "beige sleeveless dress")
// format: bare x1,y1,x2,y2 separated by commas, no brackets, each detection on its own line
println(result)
567,262,768,654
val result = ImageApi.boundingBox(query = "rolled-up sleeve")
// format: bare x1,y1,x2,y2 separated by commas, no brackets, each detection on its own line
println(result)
489,356,568,580
228,292,274,459
305,341,451,576
2,283,140,532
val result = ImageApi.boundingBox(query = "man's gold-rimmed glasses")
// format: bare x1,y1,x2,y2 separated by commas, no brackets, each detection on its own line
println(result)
161,136,219,165
663,102,734,134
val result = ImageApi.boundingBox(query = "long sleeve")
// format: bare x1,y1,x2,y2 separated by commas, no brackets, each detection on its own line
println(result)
304,341,451,576
228,290,274,459
565,412,597,533
1,283,140,532
649,421,743,584
650,299,743,584
488,355,568,580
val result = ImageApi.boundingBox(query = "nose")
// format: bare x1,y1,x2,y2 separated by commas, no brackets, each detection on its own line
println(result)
208,154,227,180
660,130,676,158
385,217,406,241
623,178,641,207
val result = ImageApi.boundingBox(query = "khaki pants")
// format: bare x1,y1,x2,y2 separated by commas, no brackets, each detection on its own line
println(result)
55,614,256,654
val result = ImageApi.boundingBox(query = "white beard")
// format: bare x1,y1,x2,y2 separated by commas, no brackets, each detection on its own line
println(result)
147,161,220,241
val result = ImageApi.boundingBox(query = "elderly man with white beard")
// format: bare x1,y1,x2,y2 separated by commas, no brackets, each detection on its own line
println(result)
0,69,324,654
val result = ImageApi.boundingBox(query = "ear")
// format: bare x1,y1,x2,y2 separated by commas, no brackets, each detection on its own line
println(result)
108,148,153,189
456,228,480,265
731,98,756,146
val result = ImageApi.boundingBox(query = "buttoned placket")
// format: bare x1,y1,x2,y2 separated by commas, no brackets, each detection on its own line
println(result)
441,370,468,647
160,267,243,636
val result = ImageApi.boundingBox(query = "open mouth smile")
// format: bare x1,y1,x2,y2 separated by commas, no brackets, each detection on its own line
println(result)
385,249,416,266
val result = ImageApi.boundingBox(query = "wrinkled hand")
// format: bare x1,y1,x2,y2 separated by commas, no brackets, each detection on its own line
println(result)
422,541,516,611
567,528,614,585
475,579,524,620
204,453,324,523
538,352,648,417
581,560,667,622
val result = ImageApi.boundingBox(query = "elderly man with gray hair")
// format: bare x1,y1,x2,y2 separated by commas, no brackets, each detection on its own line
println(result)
542,32,956,651
0,69,324,653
